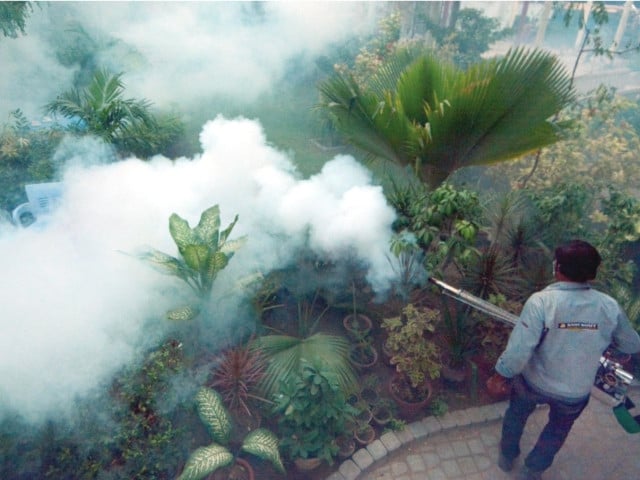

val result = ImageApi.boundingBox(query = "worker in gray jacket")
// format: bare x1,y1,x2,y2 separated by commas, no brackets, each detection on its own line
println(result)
488,239,640,480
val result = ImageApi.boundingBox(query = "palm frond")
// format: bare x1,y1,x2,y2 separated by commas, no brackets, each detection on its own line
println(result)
423,47,574,170
317,46,574,188
252,332,357,399
316,73,404,164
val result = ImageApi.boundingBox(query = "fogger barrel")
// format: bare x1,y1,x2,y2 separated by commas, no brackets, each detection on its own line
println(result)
428,277,518,325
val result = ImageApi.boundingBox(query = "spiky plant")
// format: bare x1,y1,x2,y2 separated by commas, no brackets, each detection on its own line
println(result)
209,340,268,417
461,245,524,300
177,388,284,480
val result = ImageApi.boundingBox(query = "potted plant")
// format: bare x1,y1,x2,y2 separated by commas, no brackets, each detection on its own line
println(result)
176,388,284,480
343,282,373,339
348,339,379,369
272,361,358,470
137,205,246,320
354,422,376,446
335,434,356,459
470,294,518,373
439,299,477,386
382,304,441,417
371,402,393,426
253,292,359,401
208,338,268,434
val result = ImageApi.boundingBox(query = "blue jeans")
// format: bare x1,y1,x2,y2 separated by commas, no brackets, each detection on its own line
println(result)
500,375,589,473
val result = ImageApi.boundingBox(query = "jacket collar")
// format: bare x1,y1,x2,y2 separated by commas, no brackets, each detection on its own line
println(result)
545,281,591,291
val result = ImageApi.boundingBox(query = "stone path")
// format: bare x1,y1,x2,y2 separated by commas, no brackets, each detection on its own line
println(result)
325,386,640,480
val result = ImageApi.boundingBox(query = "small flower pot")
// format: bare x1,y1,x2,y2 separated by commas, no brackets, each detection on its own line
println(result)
348,343,378,369
354,424,376,446
441,362,468,388
294,457,322,471
372,404,393,426
335,434,356,459
343,313,373,339
388,373,433,418
360,386,379,406
208,457,255,480
354,401,373,425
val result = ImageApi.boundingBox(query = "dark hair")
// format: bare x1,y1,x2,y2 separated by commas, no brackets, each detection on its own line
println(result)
554,240,601,282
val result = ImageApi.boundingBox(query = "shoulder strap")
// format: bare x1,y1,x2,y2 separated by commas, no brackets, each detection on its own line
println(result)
535,320,549,352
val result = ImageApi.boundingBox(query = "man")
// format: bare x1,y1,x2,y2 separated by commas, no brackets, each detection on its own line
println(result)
488,240,640,480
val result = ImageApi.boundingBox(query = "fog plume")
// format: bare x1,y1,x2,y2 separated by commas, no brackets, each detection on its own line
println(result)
0,116,396,423
0,2,379,119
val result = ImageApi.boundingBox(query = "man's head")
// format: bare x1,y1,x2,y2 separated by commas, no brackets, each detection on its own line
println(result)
554,240,601,282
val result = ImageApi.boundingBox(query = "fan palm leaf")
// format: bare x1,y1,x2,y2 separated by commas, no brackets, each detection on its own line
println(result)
252,332,357,399
317,47,574,188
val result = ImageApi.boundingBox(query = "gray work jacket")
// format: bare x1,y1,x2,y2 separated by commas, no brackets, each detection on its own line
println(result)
495,281,640,402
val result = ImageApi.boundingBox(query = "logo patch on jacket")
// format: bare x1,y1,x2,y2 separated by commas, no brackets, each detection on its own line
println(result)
558,322,598,330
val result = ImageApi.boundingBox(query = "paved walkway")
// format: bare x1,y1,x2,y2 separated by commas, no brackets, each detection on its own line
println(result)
325,386,640,480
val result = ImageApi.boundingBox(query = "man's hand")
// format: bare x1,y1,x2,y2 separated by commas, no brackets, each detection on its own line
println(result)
486,372,512,398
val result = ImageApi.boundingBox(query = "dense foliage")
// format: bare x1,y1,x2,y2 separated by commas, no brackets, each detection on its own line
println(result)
2,4,640,480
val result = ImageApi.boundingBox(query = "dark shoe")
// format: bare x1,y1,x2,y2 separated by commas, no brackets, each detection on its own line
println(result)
516,465,542,480
497,452,514,472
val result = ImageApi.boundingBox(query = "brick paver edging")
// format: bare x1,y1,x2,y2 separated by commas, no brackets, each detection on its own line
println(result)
323,401,509,480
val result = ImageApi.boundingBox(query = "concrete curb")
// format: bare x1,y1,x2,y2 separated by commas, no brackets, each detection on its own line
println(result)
323,401,509,480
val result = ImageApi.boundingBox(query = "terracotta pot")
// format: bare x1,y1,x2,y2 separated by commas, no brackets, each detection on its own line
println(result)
372,404,393,426
354,402,373,425
294,457,322,471
388,373,432,418
208,457,254,480
441,363,468,387
343,313,373,338
354,423,376,446
360,386,379,406
348,343,378,369
335,434,356,459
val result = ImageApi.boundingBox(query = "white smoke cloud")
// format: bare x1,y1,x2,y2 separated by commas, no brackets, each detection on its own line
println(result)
0,2,381,119
0,116,397,423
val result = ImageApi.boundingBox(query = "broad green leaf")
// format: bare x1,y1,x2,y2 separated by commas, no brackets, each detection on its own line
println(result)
220,236,247,255
241,428,285,474
136,249,188,279
176,444,233,480
195,388,232,445
169,213,197,250
194,205,221,247
166,305,200,321
205,251,229,283
219,214,240,245
182,245,210,272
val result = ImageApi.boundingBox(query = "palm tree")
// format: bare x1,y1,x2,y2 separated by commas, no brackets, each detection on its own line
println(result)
46,68,182,158
317,47,574,189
